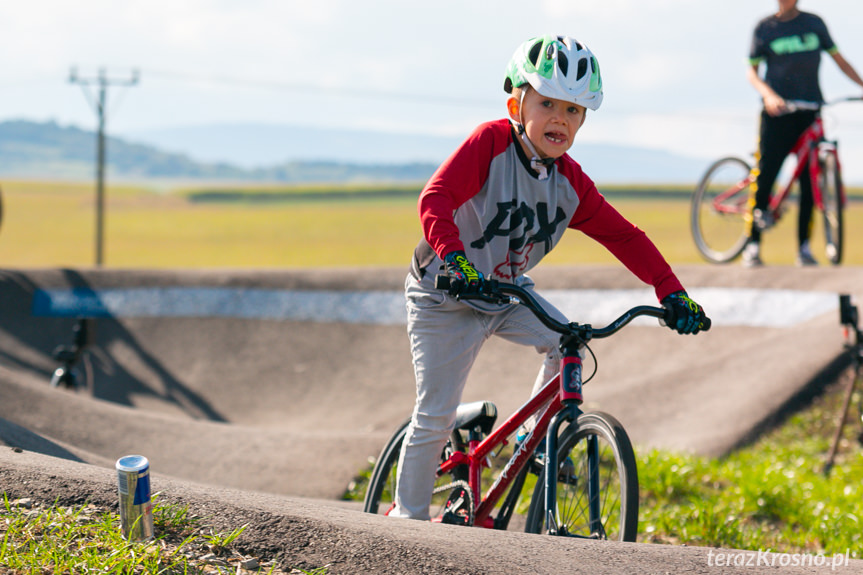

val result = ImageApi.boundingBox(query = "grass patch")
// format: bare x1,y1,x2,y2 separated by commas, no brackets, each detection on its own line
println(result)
0,495,326,574
639,374,863,555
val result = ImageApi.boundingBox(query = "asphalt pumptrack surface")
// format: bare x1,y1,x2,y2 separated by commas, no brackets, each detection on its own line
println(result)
1,265,862,574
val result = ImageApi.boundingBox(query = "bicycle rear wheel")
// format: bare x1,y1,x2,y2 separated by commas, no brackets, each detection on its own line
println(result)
524,412,639,541
363,417,467,516
817,146,844,265
690,156,753,263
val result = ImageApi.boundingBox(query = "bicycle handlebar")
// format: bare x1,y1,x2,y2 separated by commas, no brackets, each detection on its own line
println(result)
434,275,711,340
784,96,863,113
827,96,863,106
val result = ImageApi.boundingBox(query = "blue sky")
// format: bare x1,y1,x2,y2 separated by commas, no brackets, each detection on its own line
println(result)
2,0,863,179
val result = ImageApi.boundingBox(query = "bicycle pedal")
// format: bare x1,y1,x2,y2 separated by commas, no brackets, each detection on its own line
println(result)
439,482,474,526
558,467,579,486
440,510,471,526
529,454,576,484
528,458,544,475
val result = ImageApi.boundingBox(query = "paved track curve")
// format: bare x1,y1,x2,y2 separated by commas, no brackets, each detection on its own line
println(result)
1,265,861,573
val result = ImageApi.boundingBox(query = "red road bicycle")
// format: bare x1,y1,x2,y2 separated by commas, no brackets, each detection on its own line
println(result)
363,277,709,541
690,97,861,265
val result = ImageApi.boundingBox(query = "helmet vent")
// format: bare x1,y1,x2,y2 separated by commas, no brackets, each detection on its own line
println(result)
528,41,543,67
557,52,569,76
576,58,588,81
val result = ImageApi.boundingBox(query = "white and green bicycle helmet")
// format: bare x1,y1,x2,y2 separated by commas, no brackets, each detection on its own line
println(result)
504,35,603,111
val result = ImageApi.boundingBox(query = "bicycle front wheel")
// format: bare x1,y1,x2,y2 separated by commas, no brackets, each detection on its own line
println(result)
363,417,467,516
524,412,639,541
690,156,753,263
818,147,844,265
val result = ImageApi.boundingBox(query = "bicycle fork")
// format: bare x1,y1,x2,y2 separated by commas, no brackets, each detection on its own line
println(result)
545,338,587,535
544,402,583,535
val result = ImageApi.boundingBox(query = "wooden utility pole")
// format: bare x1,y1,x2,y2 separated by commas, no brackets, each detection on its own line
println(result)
69,67,139,266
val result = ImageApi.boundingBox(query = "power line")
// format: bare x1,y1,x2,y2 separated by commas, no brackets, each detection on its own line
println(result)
69,67,139,267
142,68,498,109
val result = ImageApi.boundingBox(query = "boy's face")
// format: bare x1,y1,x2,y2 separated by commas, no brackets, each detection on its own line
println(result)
509,88,587,160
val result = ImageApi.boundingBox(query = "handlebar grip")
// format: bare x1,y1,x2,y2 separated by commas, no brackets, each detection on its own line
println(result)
435,275,451,290
701,317,712,332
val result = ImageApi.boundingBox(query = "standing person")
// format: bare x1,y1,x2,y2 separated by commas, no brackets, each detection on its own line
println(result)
391,34,709,521
744,0,863,267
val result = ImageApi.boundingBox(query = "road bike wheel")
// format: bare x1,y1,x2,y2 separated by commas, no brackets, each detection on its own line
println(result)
818,147,844,265
524,411,639,542
690,156,753,263
363,417,467,516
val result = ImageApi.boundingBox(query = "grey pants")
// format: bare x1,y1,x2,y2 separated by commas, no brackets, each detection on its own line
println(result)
391,273,567,520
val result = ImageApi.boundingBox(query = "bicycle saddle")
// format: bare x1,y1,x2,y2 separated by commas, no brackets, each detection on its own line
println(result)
454,401,497,435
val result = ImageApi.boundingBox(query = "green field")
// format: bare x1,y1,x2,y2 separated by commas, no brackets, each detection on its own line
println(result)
1,180,862,268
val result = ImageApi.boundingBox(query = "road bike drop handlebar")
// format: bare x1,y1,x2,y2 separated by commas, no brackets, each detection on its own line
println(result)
433,275,711,342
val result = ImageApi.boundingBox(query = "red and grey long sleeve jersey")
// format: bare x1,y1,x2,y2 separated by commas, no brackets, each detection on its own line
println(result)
413,118,683,302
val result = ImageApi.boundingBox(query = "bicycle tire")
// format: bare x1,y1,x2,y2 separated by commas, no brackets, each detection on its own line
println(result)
690,156,753,263
817,146,844,265
363,416,467,516
524,411,639,542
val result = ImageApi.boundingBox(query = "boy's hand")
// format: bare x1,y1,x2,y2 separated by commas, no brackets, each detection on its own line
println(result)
661,291,709,334
443,250,484,296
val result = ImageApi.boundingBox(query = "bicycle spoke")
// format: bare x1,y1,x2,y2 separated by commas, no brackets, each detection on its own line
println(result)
691,157,752,263
525,412,638,541
363,419,467,517
817,147,844,265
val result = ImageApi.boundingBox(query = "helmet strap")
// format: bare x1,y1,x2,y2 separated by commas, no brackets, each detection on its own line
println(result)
513,90,551,180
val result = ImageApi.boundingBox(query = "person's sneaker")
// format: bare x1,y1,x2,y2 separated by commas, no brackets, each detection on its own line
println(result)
796,243,818,267
752,208,775,231
741,241,763,268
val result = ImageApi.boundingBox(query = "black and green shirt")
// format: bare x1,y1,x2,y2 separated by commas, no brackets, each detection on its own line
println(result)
749,11,837,103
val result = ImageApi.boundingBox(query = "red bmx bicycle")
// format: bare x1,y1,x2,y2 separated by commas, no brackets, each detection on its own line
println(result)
690,97,861,265
363,276,709,541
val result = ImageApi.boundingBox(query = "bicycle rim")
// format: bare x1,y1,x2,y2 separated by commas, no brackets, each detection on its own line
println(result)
524,412,639,541
363,417,467,517
690,157,752,263
818,149,844,265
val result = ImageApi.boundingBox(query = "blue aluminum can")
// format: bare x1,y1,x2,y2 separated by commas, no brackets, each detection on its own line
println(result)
115,455,154,541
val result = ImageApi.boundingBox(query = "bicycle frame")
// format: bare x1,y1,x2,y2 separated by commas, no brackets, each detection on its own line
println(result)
366,277,690,537
764,115,846,217
431,287,673,531
436,367,567,529
710,111,846,219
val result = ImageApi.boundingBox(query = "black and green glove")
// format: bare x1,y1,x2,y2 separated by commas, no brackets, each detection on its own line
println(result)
443,250,484,296
661,290,709,334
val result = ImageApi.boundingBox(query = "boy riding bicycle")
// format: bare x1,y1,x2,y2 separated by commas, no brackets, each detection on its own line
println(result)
392,34,710,520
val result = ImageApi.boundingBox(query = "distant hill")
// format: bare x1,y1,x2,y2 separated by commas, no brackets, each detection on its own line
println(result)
0,120,246,180
0,119,711,184
0,120,438,183
126,123,712,184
